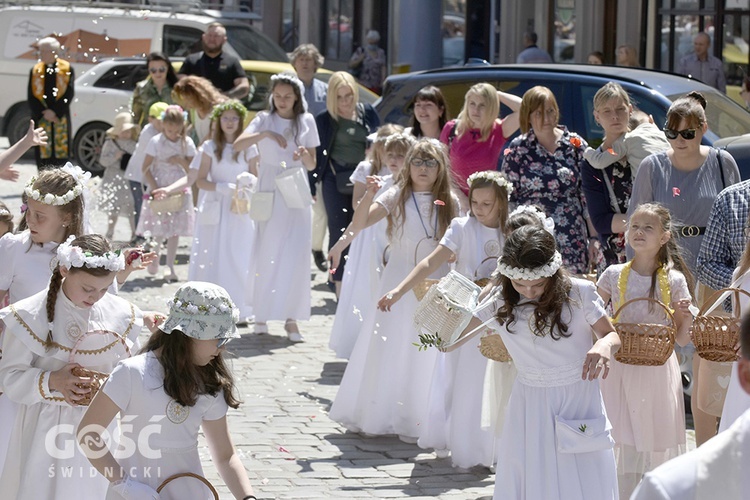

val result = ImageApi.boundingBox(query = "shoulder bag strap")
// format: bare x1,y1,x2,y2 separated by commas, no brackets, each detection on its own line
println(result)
448,121,458,151
715,147,726,189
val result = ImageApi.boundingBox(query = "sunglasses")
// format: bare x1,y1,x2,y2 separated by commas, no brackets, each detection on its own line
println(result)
149,67,168,74
663,128,697,140
217,337,232,348
411,157,439,168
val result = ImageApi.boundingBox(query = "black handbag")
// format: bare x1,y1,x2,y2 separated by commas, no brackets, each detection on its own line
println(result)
330,160,357,195
113,140,132,171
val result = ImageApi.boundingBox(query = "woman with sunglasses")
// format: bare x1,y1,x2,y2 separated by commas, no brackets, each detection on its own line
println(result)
131,53,178,128
626,91,740,449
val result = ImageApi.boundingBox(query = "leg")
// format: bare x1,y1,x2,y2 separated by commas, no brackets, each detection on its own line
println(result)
130,181,144,229
692,355,718,445
165,236,179,281
285,319,303,343
311,181,328,271
322,175,353,294
106,214,116,241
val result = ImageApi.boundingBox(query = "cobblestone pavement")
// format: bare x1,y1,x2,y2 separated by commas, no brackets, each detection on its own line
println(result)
0,154,495,499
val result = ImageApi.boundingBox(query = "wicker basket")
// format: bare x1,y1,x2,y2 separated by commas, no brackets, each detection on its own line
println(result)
148,192,186,214
473,256,498,290
692,287,750,362
157,472,219,499
413,279,439,300
413,271,482,347
479,333,512,362
612,298,675,366
69,330,131,406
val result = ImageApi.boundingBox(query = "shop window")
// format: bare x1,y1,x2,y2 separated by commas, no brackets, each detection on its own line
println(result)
326,0,354,60
554,0,576,63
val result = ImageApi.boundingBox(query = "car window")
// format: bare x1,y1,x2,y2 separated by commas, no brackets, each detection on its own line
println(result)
225,26,289,62
93,64,148,91
163,25,203,58
682,91,750,140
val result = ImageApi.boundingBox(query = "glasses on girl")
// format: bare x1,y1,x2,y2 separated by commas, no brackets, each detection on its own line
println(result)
217,337,232,348
149,67,168,74
411,157,439,168
220,116,241,123
663,128,696,140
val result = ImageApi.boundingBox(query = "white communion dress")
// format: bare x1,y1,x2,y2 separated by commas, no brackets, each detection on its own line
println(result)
0,289,142,500
475,279,618,500
329,187,456,439
243,111,320,322
188,141,256,320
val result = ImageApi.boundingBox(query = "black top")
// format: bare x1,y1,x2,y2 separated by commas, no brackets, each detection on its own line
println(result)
179,51,245,92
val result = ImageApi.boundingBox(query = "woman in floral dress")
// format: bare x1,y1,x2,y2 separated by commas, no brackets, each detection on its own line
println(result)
501,85,594,274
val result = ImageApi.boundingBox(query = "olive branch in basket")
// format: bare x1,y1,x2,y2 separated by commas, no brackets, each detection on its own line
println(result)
413,332,444,351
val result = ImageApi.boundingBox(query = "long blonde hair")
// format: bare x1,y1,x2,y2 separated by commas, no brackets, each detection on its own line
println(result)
325,72,359,120
455,83,499,141
387,139,455,242
368,124,403,176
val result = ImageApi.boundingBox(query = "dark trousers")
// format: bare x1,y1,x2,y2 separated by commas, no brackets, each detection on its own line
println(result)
129,181,144,228
322,173,353,282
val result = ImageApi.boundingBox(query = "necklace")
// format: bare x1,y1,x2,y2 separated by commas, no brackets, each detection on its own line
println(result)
615,261,672,321
411,192,438,240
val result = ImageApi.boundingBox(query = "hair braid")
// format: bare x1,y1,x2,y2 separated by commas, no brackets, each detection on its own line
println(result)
45,268,63,350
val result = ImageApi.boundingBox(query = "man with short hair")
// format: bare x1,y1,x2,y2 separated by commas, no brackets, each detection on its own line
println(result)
178,22,250,99
289,43,329,272
516,32,553,64
632,309,750,499
678,32,726,93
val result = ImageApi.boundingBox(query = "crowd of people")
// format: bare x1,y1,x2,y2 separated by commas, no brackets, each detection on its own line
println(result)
2,25,750,500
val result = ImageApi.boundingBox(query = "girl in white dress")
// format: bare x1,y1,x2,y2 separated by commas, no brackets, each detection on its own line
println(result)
454,225,620,499
98,112,138,241
0,235,142,500
78,282,256,500
234,73,320,342
137,104,196,281
597,203,693,498
328,138,459,441
188,101,256,321
378,170,513,468
329,127,411,359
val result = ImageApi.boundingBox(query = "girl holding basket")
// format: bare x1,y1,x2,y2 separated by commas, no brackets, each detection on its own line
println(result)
597,203,694,497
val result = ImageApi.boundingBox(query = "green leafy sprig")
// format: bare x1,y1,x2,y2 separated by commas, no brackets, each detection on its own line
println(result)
414,332,444,351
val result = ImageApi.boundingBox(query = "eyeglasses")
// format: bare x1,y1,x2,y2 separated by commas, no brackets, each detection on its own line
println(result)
411,157,439,168
220,116,241,123
217,337,232,348
663,128,697,140
149,67,168,74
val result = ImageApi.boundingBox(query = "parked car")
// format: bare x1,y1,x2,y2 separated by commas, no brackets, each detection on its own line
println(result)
71,58,378,173
0,3,289,146
376,63,750,178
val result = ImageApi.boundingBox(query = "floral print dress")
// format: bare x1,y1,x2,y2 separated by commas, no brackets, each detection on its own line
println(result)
501,126,590,274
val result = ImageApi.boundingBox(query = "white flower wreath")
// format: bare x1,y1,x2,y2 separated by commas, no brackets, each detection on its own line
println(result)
467,171,514,199
509,205,555,235
496,250,563,281
269,72,309,112
24,164,91,206
56,235,125,272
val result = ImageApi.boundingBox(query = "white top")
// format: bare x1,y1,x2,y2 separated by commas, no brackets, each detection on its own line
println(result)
125,123,158,183
583,122,669,173
0,231,59,303
440,215,504,279
243,111,320,170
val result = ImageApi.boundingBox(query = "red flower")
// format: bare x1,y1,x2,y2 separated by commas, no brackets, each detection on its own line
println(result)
607,148,615,155
570,136,582,148
672,187,681,197
503,148,512,156
433,200,446,206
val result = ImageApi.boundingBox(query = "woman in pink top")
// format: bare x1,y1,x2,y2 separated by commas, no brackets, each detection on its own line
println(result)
440,83,521,209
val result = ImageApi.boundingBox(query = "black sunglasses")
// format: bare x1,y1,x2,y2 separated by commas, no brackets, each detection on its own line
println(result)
663,128,696,140
149,67,168,74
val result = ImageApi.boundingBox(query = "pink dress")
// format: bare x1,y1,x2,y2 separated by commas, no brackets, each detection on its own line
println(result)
597,264,689,497
439,120,506,194
136,134,196,238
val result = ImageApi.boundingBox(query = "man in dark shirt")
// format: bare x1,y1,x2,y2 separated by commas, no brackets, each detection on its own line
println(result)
178,22,250,99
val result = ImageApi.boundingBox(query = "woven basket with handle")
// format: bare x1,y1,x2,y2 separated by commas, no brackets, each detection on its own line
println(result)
69,330,131,406
479,333,512,362
157,472,219,499
692,287,750,362
612,298,675,366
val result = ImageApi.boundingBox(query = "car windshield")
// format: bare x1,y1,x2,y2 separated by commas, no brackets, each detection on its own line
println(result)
666,91,750,141
225,25,288,62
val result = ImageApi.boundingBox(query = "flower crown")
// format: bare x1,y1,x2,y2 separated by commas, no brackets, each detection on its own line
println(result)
496,250,563,281
269,72,308,112
209,100,248,122
160,104,189,122
467,171,513,199
509,205,555,235
0,208,9,216
167,295,234,315
25,163,91,206
56,235,125,272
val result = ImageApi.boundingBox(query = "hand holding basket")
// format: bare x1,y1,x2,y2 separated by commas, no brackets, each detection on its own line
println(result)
69,330,131,406
612,298,675,366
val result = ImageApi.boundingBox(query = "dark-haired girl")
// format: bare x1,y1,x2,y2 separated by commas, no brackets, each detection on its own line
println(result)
0,235,142,499
406,85,448,140
78,282,255,500
626,91,740,446
454,225,620,499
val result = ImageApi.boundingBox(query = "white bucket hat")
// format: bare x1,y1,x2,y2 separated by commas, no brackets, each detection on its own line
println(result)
161,282,240,341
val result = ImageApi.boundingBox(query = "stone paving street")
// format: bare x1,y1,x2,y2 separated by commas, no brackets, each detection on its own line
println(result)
0,152,495,499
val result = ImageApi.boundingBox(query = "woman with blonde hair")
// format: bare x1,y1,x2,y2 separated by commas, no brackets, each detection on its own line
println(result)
439,82,521,208
314,71,380,296
616,45,639,67
172,75,226,145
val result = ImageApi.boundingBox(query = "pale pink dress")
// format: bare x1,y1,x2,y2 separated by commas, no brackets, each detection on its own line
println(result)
597,264,689,497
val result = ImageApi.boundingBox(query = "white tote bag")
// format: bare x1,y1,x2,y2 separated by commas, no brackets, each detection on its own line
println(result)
249,192,274,221
275,163,312,209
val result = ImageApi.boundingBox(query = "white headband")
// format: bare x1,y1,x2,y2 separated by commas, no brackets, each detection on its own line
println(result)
509,205,555,235
269,73,309,112
56,235,125,272
496,250,563,281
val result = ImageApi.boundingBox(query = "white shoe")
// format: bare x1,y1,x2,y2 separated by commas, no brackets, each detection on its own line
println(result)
254,323,268,334
285,320,304,342
287,331,304,343
435,449,450,458
398,435,418,444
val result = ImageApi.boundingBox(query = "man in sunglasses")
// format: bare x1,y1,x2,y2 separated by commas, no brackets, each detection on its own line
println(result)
178,22,250,100
678,32,726,93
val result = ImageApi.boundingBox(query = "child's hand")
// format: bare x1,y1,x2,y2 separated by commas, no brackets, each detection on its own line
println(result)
671,299,693,320
0,166,20,182
151,188,169,200
292,146,309,161
143,311,167,334
265,131,287,149
364,175,382,195
328,246,343,274
49,364,92,406
582,339,613,381
377,289,402,312
25,120,48,146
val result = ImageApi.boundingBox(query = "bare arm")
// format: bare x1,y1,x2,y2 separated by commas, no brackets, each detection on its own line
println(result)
77,392,125,482
498,90,522,138
378,245,454,311
203,416,255,499
352,181,367,210
583,316,621,381
0,120,47,172
194,152,215,191
224,77,250,100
